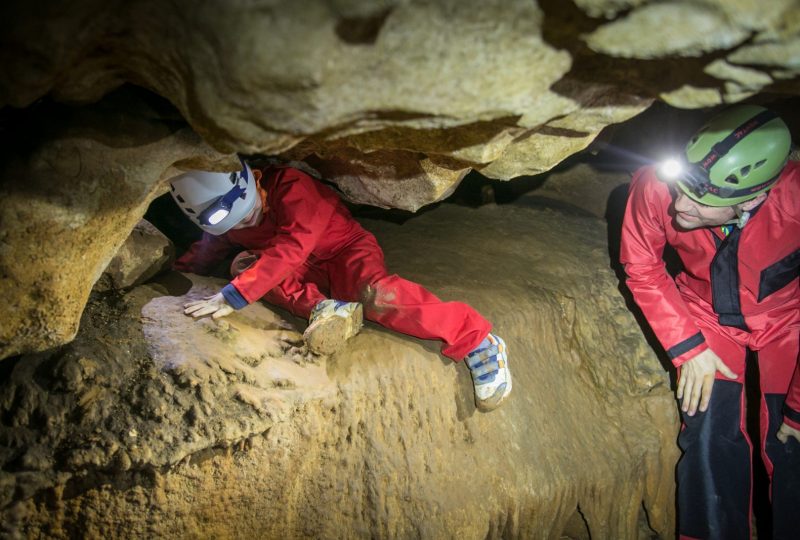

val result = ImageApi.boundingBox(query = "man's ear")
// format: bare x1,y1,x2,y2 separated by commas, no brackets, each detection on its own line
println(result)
739,192,768,212
253,169,262,181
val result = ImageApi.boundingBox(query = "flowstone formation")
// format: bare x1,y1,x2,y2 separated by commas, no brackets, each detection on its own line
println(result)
0,200,679,539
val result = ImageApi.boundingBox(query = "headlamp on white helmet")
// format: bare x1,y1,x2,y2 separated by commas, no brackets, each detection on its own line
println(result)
169,158,258,235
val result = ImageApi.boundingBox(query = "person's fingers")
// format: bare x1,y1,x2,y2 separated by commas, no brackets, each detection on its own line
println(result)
777,424,788,444
698,375,715,413
716,358,738,380
687,375,703,416
212,306,233,319
184,302,209,315
184,300,206,309
679,373,691,410
193,305,222,318
677,369,687,400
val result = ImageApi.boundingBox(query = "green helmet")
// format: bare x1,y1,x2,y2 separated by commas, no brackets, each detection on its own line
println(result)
677,105,791,207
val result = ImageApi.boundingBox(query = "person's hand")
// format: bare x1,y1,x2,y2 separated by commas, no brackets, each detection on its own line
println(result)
183,292,233,319
676,348,737,416
777,422,800,445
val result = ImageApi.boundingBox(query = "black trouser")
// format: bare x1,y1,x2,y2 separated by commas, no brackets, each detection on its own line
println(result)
677,380,800,539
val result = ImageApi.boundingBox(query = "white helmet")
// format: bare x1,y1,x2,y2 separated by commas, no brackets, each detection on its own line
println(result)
169,159,257,235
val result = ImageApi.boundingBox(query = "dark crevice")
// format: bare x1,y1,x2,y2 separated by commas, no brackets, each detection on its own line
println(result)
562,504,591,539
335,7,394,45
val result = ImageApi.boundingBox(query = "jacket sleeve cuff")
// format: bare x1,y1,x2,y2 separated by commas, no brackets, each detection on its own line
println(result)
783,403,800,431
221,283,249,310
667,332,708,367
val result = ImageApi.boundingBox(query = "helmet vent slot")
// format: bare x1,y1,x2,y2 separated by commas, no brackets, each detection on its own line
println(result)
176,195,186,203
184,207,196,214
754,159,767,169
229,172,237,184
725,175,739,185
739,165,751,177
170,184,175,191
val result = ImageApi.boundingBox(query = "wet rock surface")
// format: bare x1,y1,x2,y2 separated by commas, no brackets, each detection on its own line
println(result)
0,198,679,538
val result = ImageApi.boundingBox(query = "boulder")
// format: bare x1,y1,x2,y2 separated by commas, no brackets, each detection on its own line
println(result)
94,219,175,292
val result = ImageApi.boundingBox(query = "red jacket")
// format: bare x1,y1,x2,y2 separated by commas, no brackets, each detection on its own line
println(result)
174,166,370,306
621,162,800,427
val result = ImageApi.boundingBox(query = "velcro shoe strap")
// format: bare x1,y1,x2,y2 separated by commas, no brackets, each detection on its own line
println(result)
468,357,499,378
466,345,499,367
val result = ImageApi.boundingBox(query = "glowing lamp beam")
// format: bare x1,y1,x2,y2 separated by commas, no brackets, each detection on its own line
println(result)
659,158,683,180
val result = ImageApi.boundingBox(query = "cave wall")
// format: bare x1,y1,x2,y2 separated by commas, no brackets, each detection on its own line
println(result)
2,0,798,212
0,92,231,359
1,0,799,360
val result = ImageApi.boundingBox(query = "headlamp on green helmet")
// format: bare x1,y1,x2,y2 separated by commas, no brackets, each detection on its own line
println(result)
657,105,792,207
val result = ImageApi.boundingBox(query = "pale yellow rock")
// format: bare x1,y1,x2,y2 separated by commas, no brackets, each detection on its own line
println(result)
584,2,750,58
481,103,649,180
751,5,800,41
703,59,774,103
772,69,800,80
660,85,723,108
727,36,800,70
548,104,649,133
480,131,597,179
325,155,468,211
700,0,798,31
704,59,773,88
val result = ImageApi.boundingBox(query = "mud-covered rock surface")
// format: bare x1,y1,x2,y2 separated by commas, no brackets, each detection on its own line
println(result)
0,199,679,539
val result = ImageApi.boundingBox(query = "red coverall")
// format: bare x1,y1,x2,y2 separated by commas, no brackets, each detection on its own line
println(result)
620,162,800,540
174,166,491,360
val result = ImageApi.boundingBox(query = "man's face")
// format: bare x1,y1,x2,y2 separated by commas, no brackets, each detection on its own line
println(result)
671,188,736,230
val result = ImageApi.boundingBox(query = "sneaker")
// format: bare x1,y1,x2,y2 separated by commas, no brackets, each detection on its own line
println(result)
465,333,512,412
303,299,363,355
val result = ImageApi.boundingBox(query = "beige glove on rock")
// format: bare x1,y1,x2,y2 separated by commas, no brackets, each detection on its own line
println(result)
184,292,234,319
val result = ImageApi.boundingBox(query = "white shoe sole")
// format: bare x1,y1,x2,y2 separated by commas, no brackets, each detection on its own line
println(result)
303,304,363,355
475,369,512,412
